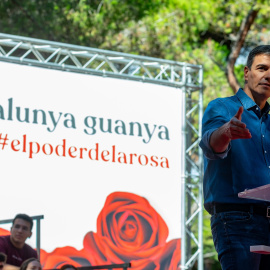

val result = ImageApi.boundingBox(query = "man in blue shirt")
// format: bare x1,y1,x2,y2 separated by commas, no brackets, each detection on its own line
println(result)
200,45,270,269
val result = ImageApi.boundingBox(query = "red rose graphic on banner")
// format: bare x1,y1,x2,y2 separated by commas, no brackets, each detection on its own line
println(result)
153,239,181,270
83,192,180,269
0,192,180,269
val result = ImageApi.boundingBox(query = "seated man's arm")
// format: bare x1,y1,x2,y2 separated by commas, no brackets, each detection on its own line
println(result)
3,265,19,270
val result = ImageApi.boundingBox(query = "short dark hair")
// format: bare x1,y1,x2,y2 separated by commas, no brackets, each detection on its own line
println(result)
0,253,6,263
60,264,77,270
12,214,33,231
20,258,39,270
246,45,270,69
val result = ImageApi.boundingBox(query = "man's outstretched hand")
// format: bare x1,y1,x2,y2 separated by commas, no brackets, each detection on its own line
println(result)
210,106,252,153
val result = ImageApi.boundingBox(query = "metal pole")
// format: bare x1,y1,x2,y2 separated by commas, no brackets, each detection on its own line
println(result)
180,64,187,269
198,67,204,270
36,217,42,258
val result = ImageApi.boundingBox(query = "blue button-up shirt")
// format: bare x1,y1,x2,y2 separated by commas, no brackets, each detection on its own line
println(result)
200,89,270,212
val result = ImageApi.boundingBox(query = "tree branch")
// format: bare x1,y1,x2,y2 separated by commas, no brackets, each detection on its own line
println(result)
200,29,231,48
226,6,259,93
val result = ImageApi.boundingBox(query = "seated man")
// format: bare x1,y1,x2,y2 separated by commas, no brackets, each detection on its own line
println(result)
0,214,37,267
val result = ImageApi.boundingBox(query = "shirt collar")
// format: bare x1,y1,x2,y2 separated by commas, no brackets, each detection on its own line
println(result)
236,88,270,114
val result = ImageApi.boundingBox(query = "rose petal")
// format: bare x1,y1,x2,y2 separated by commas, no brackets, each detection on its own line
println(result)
41,246,95,269
0,228,10,236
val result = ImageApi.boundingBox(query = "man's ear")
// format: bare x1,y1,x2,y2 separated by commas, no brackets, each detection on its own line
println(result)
28,231,32,238
244,66,249,82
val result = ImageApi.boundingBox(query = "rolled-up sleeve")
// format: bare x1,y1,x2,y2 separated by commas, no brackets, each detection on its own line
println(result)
199,129,230,160
200,99,232,160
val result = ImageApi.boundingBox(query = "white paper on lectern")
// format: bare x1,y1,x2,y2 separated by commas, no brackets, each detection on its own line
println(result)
250,245,270,254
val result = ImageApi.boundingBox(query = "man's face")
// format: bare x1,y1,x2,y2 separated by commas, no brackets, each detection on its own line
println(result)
244,54,270,103
10,218,32,247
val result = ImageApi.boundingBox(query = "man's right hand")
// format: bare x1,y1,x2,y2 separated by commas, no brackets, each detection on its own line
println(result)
210,106,252,153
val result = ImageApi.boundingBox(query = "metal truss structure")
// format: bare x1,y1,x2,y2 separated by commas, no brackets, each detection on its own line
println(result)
0,33,204,270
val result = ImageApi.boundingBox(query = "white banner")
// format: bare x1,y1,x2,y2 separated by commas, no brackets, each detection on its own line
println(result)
0,61,182,269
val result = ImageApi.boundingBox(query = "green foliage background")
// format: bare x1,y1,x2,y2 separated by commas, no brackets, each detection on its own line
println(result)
1,1,270,269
